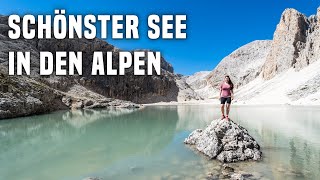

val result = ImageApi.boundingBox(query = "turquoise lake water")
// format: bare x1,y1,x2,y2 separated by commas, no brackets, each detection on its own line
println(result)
0,105,319,180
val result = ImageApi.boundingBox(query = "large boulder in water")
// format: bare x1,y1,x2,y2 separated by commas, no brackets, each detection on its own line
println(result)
184,119,262,163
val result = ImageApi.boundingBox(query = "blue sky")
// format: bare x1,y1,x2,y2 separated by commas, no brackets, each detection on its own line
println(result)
1,0,320,75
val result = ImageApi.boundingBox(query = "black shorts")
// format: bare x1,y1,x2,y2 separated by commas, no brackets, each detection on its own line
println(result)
220,97,231,104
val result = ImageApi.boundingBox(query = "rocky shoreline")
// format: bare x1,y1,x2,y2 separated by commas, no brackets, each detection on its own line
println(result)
0,95,141,120
0,72,141,119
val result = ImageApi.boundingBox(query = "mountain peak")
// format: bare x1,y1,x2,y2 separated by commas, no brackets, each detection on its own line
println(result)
262,7,310,79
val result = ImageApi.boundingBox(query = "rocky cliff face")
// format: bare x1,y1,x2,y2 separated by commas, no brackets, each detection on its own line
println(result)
262,9,309,79
206,40,272,89
262,8,320,79
184,71,219,99
36,38,179,104
0,15,198,119
0,71,67,119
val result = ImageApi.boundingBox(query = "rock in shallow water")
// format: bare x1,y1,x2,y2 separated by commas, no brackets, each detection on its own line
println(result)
184,119,262,163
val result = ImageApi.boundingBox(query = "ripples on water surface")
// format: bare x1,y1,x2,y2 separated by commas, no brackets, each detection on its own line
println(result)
0,105,319,180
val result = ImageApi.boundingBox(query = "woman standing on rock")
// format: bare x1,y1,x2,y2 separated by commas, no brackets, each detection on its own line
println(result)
220,75,234,120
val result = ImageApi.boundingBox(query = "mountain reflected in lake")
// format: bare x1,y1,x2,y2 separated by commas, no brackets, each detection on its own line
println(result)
0,105,319,180
62,108,140,128
0,108,178,180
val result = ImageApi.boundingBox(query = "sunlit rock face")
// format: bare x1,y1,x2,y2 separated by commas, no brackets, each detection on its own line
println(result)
206,40,272,89
262,8,309,79
262,8,320,79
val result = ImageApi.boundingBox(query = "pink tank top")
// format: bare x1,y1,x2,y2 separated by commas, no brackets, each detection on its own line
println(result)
220,82,232,97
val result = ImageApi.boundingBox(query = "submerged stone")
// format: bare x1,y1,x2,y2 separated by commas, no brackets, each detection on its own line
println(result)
184,119,262,163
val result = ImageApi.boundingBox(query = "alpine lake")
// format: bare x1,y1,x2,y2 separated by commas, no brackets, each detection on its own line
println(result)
0,105,319,180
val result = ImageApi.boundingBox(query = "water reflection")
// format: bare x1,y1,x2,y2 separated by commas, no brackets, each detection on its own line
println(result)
231,105,320,180
0,108,178,180
175,105,220,131
62,108,139,128
0,105,319,180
